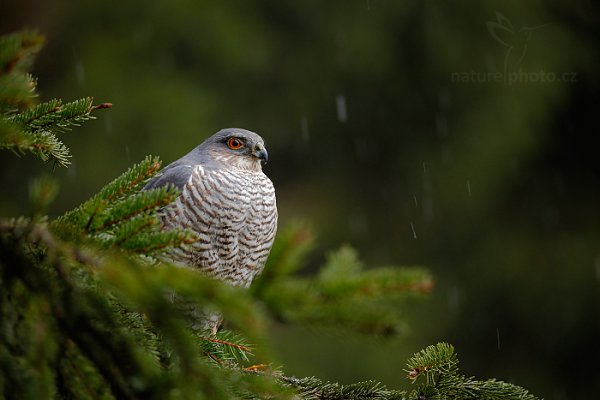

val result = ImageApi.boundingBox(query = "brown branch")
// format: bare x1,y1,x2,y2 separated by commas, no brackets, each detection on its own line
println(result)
199,336,252,353
92,102,113,110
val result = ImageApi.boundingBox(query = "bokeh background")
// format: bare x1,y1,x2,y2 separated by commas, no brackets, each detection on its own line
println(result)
1,1,599,398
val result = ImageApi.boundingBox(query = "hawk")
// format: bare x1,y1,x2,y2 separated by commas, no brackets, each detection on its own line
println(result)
144,128,278,331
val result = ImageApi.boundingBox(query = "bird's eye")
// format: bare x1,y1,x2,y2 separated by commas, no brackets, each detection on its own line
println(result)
226,137,244,150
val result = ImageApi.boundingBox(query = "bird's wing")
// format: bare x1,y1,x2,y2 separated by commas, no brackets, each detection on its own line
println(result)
143,163,194,191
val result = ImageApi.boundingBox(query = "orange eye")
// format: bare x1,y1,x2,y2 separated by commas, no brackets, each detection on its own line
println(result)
226,137,244,150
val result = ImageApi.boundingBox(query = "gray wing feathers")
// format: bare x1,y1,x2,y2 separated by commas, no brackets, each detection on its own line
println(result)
144,163,193,191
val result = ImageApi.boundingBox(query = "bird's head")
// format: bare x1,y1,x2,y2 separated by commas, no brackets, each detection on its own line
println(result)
200,128,269,172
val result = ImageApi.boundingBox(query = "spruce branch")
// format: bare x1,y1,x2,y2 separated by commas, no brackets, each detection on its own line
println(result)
88,186,179,232
0,31,42,110
0,222,165,400
28,174,59,220
57,340,115,399
118,228,196,255
56,155,163,232
8,98,61,124
259,241,432,334
0,201,542,400
95,155,163,203
112,214,160,245
95,250,279,399
0,98,112,167
54,155,195,255
9,97,112,135
1,220,275,399
0,72,37,110
0,31,111,166
198,330,254,365
318,246,433,297
405,343,540,400
0,30,44,75
0,128,71,166
99,260,267,339
281,376,405,400
406,343,458,382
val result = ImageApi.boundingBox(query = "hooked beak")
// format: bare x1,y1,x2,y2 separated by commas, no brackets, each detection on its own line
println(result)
253,143,268,164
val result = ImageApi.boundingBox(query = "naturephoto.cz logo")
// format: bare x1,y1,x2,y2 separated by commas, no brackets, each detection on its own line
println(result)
451,12,578,85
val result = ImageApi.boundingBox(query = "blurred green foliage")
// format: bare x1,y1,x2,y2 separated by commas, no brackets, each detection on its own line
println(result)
259,242,432,335
1,0,599,398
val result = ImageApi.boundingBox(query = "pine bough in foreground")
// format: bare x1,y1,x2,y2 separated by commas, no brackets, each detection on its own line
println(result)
286,343,539,399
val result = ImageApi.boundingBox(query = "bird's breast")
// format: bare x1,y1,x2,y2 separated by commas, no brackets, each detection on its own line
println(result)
163,165,277,287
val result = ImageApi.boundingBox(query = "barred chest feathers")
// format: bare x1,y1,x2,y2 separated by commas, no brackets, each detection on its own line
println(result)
161,164,278,287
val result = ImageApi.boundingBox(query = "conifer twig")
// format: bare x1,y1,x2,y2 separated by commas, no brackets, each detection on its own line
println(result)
200,336,253,353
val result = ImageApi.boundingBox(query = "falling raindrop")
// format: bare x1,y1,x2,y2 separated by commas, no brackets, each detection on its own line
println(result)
413,194,418,208
422,162,434,220
555,172,565,195
104,114,112,134
510,158,521,173
441,145,454,164
335,95,348,123
435,113,448,138
68,161,77,179
466,179,472,197
366,0,371,11
595,256,600,282
348,213,368,235
438,89,451,109
448,285,460,311
125,146,131,164
410,221,417,239
354,138,369,161
300,116,309,143
380,187,389,201
542,206,559,227
75,60,86,86
423,198,434,220
496,328,501,350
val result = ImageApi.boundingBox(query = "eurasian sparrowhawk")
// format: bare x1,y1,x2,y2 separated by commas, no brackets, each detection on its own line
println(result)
145,128,277,330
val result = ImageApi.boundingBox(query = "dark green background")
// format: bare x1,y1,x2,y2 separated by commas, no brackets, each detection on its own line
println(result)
1,1,599,398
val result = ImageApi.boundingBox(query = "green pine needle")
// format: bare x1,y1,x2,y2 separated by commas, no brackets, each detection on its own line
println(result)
0,72,37,111
406,343,540,400
198,330,254,365
1,97,111,166
9,98,62,126
57,155,163,230
284,376,402,400
29,175,59,219
406,342,458,382
94,155,163,203
0,31,43,111
54,155,197,257
0,127,71,166
0,29,110,167
111,214,161,244
10,97,101,134
88,186,180,232
260,243,432,335
118,227,196,255
0,30,44,74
